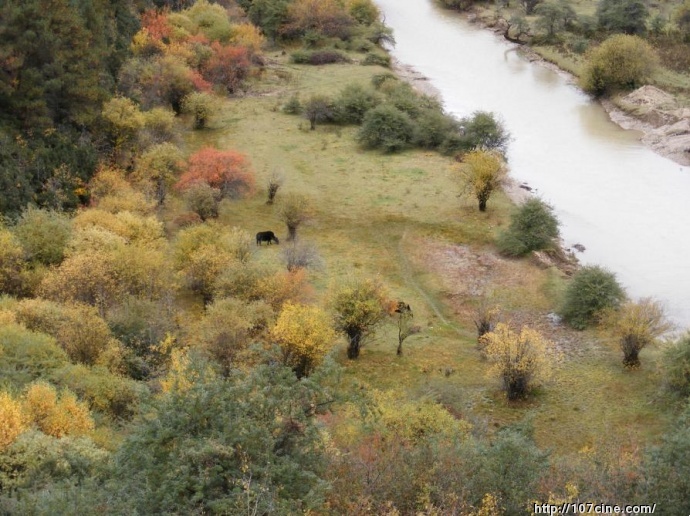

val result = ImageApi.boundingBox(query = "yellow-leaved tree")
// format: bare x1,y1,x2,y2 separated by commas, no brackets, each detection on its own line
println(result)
604,298,672,368
481,323,554,400
0,392,26,451
23,382,94,438
459,150,506,212
272,302,336,378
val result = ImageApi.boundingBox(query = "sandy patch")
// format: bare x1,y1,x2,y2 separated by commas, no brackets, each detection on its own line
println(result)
406,235,597,359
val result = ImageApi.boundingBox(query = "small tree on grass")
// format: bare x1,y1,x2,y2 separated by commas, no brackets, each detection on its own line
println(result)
181,92,218,129
473,297,501,352
559,265,626,330
394,301,419,356
459,150,506,212
331,278,388,359
604,298,672,368
281,240,323,272
267,170,284,204
271,302,336,378
184,182,221,221
279,193,314,241
133,143,185,205
303,95,334,130
497,198,560,257
481,323,553,400
176,147,255,200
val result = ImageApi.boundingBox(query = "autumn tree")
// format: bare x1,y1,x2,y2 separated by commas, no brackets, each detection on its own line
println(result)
101,96,146,162
176,147,256,200
481,323,554,400
181,92,218,129
202,43,251,94
330,278,388,359
279,193,315,241
23,382,94,438
0,392,26,451
460,150,506,212
282,0,354,39
173,223,253,304
604,298,672,368
188,298,273,375
15,298,123,367
133,142,185,205
272,302,336,377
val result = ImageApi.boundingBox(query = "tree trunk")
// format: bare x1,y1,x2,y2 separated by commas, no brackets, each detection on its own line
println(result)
397,339,403,356
287,224,297,241
347,332,362,359
478,198,487,212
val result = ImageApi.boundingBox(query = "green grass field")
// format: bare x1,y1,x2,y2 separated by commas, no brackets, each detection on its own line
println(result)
177,54,675,455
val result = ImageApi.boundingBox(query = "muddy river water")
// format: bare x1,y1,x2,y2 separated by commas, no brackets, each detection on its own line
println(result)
375,0,690,327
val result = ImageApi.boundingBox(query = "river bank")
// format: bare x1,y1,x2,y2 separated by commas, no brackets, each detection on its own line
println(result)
467,12,690,167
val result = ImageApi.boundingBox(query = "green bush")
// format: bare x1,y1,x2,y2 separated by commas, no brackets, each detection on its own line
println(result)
460,111,510,154
362,53,391,67
0,431,108,492
663,333,690,397
13,207,72,266
596,0,648,35
0,324,69,387
357,105,415,152
50,364,141,420
184,182,221,221
282,95,303,114
333,83,381,124
497,198,560,257
412,110,460,149
642,404,690,513
580,35,658,96
371,73,397,89
559,265,626,329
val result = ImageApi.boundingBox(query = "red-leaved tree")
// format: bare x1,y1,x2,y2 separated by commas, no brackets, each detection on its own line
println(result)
202,43,251,94
176,147,255,199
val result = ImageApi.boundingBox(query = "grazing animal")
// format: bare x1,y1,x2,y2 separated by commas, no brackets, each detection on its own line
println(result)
256,231,280,246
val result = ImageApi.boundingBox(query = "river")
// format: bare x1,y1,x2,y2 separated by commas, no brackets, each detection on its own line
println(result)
375,0,690,327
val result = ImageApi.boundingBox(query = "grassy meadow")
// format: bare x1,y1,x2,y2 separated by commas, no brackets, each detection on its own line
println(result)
173,53,675,455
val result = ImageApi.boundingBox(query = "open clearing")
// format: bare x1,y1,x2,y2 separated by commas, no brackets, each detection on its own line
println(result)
178,53,673,454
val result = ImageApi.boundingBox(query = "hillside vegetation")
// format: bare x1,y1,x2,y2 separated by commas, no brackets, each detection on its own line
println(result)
1,0,690,514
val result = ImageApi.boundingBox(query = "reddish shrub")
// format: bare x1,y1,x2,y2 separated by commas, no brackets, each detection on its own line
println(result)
202,43,250,94
176,147,255,199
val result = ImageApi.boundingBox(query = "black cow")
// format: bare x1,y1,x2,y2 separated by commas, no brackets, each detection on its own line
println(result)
256,231,280,246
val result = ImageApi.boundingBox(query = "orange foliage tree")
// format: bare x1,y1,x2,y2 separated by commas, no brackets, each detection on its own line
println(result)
176,147,255,199
202,43,250,94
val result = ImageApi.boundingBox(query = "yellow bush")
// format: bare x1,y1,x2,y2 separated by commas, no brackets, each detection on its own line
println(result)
481,323,555,400
230,23,265,54
23,382,94,438
0,392,27,451
272,302,336,377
